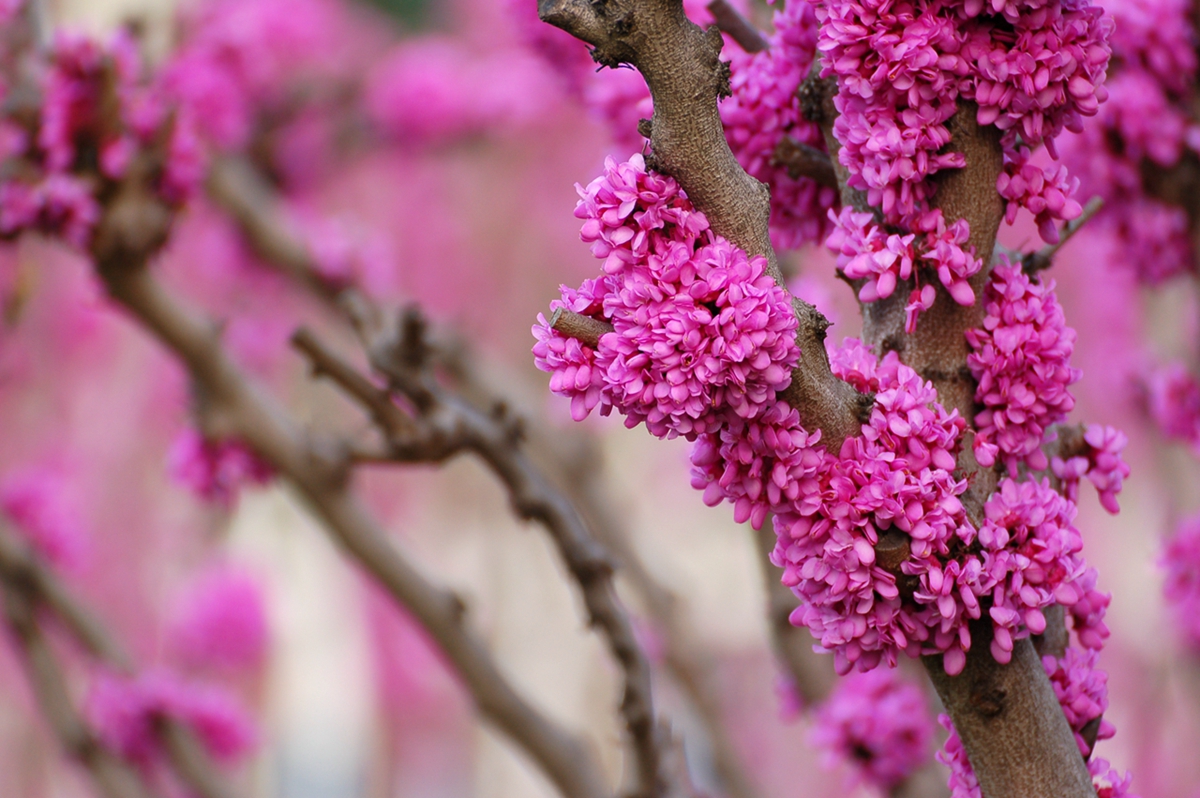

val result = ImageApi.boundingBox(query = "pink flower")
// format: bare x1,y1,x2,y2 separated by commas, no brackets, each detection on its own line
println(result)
1043,647,1115,757
167,563,269,675
811,669,934,790
167,428,274,507
1162,515,1200,650
967,260,1080,473
87,669,257,767
1051,424,1131,514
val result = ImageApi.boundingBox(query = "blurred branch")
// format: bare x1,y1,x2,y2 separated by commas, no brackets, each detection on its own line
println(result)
209,154,728,797
705,0,768,53
91,187,612,798
293,320,675,797
0,521,241,798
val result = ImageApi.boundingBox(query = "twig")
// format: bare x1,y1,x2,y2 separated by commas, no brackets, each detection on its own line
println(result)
93,247,610,798
550,308,614,349
771,137,838,190
1023,197,1104,273
294,322,673,797
705,0,768,53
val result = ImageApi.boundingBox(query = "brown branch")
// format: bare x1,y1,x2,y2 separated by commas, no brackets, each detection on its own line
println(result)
801,51,1094,796
705,0,768,53
91,242,610,798
771,137,838,190
538,0,868,454
551,308,614,349
294,321,672,798
1022,196,1104,273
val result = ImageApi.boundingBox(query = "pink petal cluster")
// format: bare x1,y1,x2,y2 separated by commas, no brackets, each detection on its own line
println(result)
961,0,1112,151
0,29,205,248
533,155,800,439
167,563,269,674
1162,514,1200,650
0,465,89,570
997,148,1084,243
826,208,981,332
1051,424,1131,514
1044,646,1116,756
721,1,839,249
167,428,274,507
1144,363,1200,451
771,348,974,675
966,260,1080,473
87,669,257,766
810,669,934,790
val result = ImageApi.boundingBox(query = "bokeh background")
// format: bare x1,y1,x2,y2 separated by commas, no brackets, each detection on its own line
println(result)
1,0,1197,796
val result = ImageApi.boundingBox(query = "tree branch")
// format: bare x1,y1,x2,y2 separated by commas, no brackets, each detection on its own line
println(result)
293,322,673,798
1023,197,1104,273
705,0,768,53
91,241,611,798
538,0,868,454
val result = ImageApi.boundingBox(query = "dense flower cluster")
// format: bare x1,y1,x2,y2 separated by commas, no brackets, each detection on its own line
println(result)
814,0,1108,224
1051,424,1131,514
1044,646,1116,756
810,669,934,790
966,260,1080,473
1162,515,1200,650
168,428,275,507
827,208,982,331
720,1,839,249
772,348,973,675
86,669,256,767
533,154,801,439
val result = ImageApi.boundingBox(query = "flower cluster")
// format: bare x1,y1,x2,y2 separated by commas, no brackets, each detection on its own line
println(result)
966,260,1080,473
721,1,839,249
533,154,800,440
810,669,934,790
0,30,204,249
770,347,973,675
86,669,257,767
827,208,982,332
1162,515,1200,650
168,428,275,507
997,148,1084,244
1044,646,1116,756
1051,424,1131,514
814,0,1108,223
1143,363,1200,452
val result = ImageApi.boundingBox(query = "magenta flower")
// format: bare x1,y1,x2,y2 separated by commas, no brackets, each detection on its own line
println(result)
167,563,270,675
810,669,934,790
167,428,275,507
967,260,1080,473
